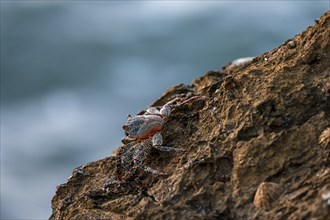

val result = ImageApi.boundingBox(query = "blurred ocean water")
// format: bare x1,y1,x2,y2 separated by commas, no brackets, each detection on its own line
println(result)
1,1,328,219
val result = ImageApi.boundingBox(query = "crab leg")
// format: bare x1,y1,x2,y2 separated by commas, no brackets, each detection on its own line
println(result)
132,142,167,175
153,145,185,152
117,141,135,156
133,159,165,175
115,142,136,180
151,133,185,152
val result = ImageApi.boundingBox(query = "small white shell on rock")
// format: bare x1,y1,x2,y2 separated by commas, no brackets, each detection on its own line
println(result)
287,40,296,48
231,57,255,67
319,127,330,148
224,57,255,70
253,182,283,208
322,191,330,205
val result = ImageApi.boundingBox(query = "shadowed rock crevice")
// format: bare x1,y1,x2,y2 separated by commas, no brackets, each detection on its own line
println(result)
50,11,330,220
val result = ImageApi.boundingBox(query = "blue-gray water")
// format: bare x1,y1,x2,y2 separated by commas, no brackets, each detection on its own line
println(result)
1,1,328,219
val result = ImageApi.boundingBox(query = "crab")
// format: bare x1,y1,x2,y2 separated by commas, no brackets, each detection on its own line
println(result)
116,98,186,179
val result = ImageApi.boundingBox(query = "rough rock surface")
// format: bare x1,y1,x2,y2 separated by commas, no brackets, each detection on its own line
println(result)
50,12,330,220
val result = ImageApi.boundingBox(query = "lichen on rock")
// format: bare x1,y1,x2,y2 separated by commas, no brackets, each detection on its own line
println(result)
50,11,330,220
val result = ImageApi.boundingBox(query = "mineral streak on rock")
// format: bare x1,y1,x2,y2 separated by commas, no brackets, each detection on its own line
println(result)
50,11,330,220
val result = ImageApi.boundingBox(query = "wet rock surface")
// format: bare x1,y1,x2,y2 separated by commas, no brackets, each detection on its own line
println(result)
50,12,330,220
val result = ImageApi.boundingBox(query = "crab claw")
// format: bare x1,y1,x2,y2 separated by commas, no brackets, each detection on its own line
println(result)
122,124,128,131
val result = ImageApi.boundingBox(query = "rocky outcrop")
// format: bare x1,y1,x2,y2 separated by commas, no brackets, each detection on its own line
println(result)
50,11,330,220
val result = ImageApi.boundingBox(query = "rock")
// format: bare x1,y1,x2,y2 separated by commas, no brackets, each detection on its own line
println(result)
50,11,330,220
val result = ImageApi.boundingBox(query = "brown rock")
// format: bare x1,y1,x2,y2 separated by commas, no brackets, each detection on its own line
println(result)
50,11,330,220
